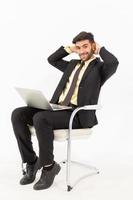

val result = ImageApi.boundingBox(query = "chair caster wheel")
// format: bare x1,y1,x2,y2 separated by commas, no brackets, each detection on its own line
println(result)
67,185,73,191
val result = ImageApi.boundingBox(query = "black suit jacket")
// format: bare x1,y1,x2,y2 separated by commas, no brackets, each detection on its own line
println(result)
47,46,119,128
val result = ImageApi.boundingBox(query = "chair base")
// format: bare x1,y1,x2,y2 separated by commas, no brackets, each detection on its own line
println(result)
67,185,73,192
60,159,99,191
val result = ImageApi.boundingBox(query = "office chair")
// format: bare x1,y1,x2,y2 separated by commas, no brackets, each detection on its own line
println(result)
29,104,101,191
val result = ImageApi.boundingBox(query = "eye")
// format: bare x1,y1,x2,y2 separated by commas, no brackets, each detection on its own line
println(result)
83,45,88,49
76,46,80,50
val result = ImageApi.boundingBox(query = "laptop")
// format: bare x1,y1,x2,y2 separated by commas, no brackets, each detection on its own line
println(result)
15,87,72,111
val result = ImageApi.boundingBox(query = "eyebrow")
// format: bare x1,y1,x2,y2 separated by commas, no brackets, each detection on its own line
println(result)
76,43,89,48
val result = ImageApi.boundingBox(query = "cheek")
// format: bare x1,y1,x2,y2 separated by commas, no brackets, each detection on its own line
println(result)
86,47,91,53
75,48,80,53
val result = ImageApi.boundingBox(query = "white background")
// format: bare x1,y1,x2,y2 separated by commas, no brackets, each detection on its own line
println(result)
0,0,133,199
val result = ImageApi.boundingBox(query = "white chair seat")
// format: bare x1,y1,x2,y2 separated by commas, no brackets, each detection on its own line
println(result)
54,128,92,141
29,126,92,142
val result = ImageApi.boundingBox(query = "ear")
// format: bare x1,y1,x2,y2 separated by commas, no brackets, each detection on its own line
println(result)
92,42,96,52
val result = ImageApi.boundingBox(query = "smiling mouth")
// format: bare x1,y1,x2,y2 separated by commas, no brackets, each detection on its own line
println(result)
80,53,88,57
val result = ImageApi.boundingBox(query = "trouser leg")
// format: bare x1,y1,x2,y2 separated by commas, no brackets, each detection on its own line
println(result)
33,109,82,168
11,106,43,163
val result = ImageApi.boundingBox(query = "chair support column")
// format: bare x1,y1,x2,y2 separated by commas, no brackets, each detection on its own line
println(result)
66,105,101,191
66,107,85,191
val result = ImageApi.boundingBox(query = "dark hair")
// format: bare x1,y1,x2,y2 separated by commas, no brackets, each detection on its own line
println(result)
72,31,94,44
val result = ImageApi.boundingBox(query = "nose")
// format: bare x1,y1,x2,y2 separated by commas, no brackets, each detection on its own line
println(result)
79,47,85,55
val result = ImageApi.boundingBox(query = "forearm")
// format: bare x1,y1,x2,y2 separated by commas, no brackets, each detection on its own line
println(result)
47,46,69,65
47,46,70,72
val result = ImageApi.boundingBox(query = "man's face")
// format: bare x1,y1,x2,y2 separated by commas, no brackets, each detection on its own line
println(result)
75,40,95,61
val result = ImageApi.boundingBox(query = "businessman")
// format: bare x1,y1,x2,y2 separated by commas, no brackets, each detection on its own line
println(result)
11,31,119,190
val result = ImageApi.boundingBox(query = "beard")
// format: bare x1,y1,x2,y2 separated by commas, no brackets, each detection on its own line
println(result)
79,49,94,61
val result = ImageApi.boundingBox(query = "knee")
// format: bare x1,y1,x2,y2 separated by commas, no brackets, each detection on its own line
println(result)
11,107,25,123
33,111,50,128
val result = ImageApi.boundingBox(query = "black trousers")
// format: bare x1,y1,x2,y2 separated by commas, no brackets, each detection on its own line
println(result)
11,106,82,168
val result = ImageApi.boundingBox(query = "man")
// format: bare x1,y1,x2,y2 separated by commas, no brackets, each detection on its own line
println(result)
11,31,119,190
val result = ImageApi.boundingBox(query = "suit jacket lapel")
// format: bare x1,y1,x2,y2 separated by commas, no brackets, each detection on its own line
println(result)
64,60,79,79
60,60,80,86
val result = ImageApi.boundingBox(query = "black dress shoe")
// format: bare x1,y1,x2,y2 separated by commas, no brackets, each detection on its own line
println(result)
20,158,39,185
33,162,61,190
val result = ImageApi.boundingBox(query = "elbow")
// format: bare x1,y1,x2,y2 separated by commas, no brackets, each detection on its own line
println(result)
110,57,119,73
47,55,56,66
47,55,52,64
113,58,119,72
115,58,119,67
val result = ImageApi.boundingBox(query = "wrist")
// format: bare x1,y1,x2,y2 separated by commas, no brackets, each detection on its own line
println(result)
64,46,72,54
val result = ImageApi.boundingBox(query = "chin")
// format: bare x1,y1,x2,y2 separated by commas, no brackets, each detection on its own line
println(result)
80,56,88,61
80,54,92,61
81,57,89,61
